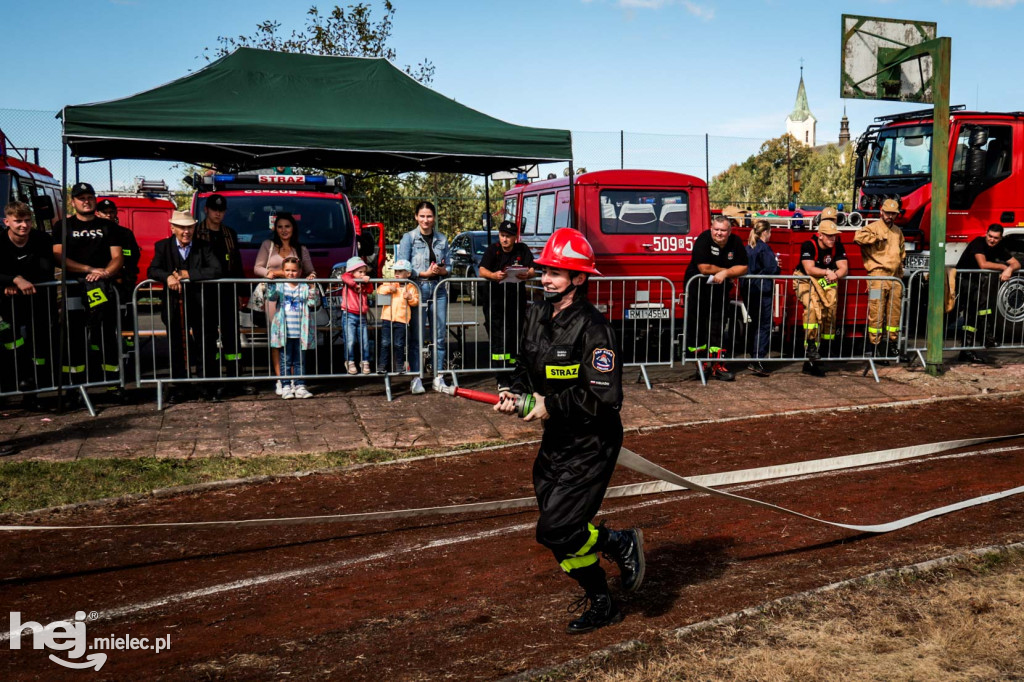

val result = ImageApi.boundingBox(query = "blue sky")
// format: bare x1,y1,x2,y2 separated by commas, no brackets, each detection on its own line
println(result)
4,0,1024,183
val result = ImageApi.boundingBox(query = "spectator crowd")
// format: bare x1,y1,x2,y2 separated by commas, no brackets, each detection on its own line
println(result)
2,188,1020,411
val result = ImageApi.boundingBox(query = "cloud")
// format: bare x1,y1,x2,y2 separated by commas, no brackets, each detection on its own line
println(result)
614,0,715,19
682,1,715,19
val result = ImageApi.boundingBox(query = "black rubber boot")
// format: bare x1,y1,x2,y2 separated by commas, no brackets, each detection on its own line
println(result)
566,590,622,634
603,528,646,593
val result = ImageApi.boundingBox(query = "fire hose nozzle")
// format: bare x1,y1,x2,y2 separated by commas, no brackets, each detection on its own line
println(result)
432,381,536,419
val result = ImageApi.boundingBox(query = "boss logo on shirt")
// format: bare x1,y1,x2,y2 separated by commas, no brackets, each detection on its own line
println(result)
71,230,104,239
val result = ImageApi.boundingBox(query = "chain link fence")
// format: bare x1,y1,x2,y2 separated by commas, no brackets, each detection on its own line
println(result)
4,107,772,187
4,107,821,227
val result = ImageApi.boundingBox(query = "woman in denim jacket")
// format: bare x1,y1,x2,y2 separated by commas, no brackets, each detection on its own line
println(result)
396,201,450,394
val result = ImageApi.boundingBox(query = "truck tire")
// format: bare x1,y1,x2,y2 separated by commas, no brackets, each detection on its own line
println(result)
996,274,1024,340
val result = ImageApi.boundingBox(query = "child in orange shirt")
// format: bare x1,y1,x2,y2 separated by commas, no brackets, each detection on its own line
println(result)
376,259,420,374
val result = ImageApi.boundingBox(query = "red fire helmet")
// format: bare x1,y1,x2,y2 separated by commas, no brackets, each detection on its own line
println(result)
534,228,601,275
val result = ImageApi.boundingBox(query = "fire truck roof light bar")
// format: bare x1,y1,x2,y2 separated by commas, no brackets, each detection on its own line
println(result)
874,105,966,123
205,174,338,190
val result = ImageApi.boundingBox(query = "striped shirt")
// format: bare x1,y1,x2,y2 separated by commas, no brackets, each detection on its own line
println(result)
282,284,307,338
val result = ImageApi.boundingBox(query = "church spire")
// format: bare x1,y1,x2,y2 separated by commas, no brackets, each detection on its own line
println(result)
785,63,817,147
839,106,850,146
789,69,812,123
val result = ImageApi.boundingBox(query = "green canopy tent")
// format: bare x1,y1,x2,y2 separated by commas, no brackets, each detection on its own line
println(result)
59,47,572,175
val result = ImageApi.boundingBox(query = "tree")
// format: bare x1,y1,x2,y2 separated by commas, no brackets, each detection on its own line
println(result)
710,134,852,209
203,3,453,242
205,2,434,84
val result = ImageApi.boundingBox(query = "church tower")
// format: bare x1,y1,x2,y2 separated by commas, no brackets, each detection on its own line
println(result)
839,106,851,146
785,65,817,146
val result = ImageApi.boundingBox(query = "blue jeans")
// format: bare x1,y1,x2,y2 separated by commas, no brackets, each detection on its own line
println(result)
408,280,447,372
377,320,408,373
745,290,773,359
283,337,305,386
343,311,371,363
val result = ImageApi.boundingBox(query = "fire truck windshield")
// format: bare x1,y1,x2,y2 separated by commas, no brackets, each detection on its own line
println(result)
195,194,353,249
867,125,933,178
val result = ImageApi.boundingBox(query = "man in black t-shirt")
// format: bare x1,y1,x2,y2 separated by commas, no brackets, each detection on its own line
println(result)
955,224,1021,363
478,220,535,389
1,201,56,393
53,183,125,391
684,215,749,381
793,220,848,376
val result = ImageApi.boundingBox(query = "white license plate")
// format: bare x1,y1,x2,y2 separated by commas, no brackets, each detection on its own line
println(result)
625,308,670,320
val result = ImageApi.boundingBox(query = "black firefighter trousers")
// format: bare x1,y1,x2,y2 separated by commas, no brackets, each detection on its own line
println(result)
532,414,624,593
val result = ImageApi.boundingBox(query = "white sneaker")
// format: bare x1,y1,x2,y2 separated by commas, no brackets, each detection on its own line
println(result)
361,361,371,375
432,375,448,391
410,377,425,394
275,380,284,396
281,386,295,400
294,385,312,399
346,361,358,375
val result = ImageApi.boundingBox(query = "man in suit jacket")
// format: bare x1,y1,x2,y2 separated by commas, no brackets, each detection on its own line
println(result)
148,211,223,401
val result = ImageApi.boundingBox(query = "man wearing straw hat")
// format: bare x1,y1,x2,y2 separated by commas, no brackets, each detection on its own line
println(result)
148,211,223,403
793,219,848,376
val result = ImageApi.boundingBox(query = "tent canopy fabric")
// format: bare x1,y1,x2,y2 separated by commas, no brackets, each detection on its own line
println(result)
60,48,572,175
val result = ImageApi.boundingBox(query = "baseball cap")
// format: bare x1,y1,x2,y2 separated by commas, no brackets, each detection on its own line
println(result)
96,199,117,213
817,220,840,235
881,198,901,213
498,220,517,235
819,206,838,221
206,194,227,211
393,259,413,273
71,182,95,198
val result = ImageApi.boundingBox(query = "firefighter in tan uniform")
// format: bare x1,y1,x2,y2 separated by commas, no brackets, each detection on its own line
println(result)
854,199,905,358
793,219,848,376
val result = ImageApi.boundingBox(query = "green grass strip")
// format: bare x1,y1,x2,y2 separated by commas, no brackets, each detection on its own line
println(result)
0,443,508,514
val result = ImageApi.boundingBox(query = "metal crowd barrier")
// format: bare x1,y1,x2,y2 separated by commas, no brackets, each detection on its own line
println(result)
432,276,676,390
903,268,1024,365
133,277,423,408
682,273,906,385
0,280,124,415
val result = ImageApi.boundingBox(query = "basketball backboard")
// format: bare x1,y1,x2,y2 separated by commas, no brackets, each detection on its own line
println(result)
841,14,937,103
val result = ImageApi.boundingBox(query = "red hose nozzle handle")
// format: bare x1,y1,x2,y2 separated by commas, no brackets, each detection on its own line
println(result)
433,383,535,418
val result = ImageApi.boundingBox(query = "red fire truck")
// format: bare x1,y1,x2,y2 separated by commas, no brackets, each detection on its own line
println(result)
0,129,62,229
503,169,709,358
188,172,364,278
854,106,1024,269
98,179,177,280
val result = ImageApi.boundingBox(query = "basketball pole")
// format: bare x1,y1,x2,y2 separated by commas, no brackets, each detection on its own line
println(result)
925,37,951,376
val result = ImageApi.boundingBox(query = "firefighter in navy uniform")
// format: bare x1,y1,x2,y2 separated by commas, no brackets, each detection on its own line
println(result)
495,228,645,635
194,193,255,399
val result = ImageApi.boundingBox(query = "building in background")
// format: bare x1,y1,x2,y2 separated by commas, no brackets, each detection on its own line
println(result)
785,67,817,147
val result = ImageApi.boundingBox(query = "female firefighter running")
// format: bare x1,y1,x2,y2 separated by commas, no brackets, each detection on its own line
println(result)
494,228,645,634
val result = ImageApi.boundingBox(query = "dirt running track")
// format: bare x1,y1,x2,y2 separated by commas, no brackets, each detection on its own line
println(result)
2,395,1024,680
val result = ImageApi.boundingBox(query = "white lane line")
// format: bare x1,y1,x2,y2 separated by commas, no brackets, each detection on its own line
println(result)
5,444,1022,638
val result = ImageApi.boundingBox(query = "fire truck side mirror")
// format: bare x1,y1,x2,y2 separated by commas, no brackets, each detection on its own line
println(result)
31,194,55,223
